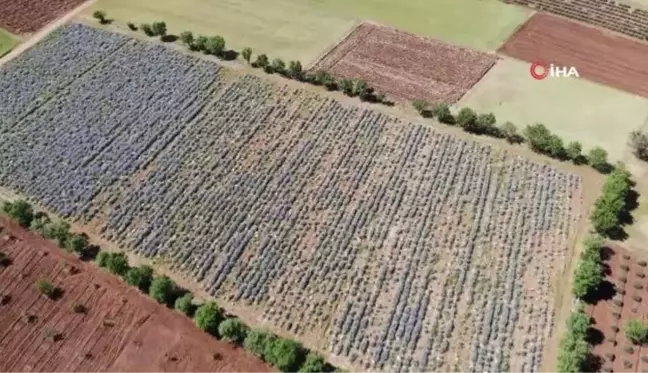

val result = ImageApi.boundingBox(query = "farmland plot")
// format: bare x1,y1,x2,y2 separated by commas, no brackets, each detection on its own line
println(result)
0,24,583,372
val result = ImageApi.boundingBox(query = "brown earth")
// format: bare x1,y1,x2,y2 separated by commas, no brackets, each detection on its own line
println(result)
0,0,87,34
0,217,273,372
309,22,497,104
498,13,648,98
586,244,648,372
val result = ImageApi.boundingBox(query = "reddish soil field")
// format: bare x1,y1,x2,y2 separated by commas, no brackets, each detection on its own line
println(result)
0,217,272,372
498,13,648,98
502,0,648,42
586,245,648,372
0,0,86,34
309,22,497,104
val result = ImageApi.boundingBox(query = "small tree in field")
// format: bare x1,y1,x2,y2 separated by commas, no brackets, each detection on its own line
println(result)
272,58,286,75
125,265,154,292
92,10,107,24
500,121,523,144
241,47,252,64
572,257,602,298
205,36,226,56
588,147,610,173
195,302,223,336
218,318,249,343
95,251,110,267
566,141,583,163
625,319,648,344
44,219,70,247
629,130,648,161
244,329,275,359
299,352,329,372
151,21,167,37
253,54,269,68
353,80,370,100
106,252,129,276
179,31,194,47
140,24,155,37
475,112,497,135
65,233,88,254
3,200,34,227
412,99,428,115
432,103,454,124
193,35,208,51
288,60,303,79
264,338,304,372
340,79,354,96
37,280,60,299
149,275,175,305
174,292,195,316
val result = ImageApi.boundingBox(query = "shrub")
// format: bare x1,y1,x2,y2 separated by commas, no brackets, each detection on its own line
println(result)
92,10,107,23
572,257,602,298
37,280,60,299
412,99,429,115
341,80,355,96
106,252,129,276
193,35,208,51
149,275,174,305
179,31,194,47
613,299,624,307
71,302,86,313
127,22,137,31
288,61,303,80
642,355,648,363
566,141,583,163
625,319,648,344
590,167,632,237
588,147,610,172
432,103,453,124
241,47,252,64
244,329,275,359
612,312,621,319
254,54,269,68
3,200,34,227
500,121,523,144
321,74,337,91
205,36,226,56
619,276,628,283
218,318,249,343
195,302,223,336
353,80,371,100
95,251,110,267
635,283,644,290
271,58,286,75
125,265,154,292
264,338,304,372
299,352,330,372
65,233,88,254
140,23,154,37
456,107,477,129
174,292,195,316
629,130,648,160
43,219,70,247
638,272,646,278
476,112,498,136
29,214,50,234
556,332,589,373
151,21,167,37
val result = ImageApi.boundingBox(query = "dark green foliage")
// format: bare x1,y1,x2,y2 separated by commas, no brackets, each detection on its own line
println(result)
474,112,498,135
125,265,154,292
271,58,286,75
205,36,226,56
523,123,565,159
194,302,223,336
193,35,208,51
253,54,269,68
244,329,275,359
174,292,195,316
572,258,602,298
500,121,523,144
547,134,566,159
588,146,610,173
37,280,61,299
288,61,303,79
557,305,592,372
149,275,175,305
3,200,34,228
412,99,429,115
241,47,252,64
65,233,88,254
29,213,50,234
625,319,648,344
321,73,337,91
179,31,194,47
629,130,648,161
264,338,304,372
106,252,129,276
151,21,167,37
218,318,249,343
339,79,354,96
456,107,477,129
566,141,583,163
43,219,70,247
590,166,632,237
299,352,331,372
432,103,454,124
140,23,154,37
353,80,370,100
95,251,110,267
127,22,137,31
92,10,107,23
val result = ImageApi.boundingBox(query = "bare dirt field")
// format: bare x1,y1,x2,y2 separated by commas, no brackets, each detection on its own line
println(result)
0,0,87,34
310,22,497,104
0,217,272,372
586,244,648,372
498,13,648,99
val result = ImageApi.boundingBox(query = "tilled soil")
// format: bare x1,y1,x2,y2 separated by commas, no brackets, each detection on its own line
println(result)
0,0,86,34
498,13,648,98
309,22,497,104
0,217,272,372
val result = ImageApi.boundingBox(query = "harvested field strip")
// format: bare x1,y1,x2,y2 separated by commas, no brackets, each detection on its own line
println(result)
310,23,497,104
498,13,648,98
0,217,272,372
0,28,18,58
0,24,582,372
502,0,648,42
0,0,87,34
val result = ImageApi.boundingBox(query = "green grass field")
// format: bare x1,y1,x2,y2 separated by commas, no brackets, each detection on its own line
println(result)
0,28,18,58
458,58,648,162
85,0,529,63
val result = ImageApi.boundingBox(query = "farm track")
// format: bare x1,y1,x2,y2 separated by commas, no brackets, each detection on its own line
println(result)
0,24,584,372
498,13,648,99
0,217,272,372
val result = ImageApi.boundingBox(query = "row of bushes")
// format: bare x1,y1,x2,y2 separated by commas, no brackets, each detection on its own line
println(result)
2,199,338,373
590,166,633,238
411,100,613,174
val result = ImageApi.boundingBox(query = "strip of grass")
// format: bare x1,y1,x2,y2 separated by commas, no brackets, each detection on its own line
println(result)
0,28,18,58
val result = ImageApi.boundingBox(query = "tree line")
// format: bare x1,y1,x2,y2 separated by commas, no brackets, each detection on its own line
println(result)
2,199,340,373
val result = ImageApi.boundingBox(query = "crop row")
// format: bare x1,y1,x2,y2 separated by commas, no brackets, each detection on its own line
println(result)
0,24,583,372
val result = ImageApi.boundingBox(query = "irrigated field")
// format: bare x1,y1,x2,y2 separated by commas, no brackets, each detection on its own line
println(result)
499,13,648,99
0,0,87,34
310,23,497,104
0,217,271,372
0,24,584,372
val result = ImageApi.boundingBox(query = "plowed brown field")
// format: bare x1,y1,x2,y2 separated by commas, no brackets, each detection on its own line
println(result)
0,0,86,34
498,13,648,98
0,217,272,372
310,22,497,104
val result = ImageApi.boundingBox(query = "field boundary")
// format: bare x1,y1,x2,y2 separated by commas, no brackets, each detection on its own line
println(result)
305,20,361,70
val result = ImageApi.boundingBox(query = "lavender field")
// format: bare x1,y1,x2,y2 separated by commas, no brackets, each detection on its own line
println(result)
0,24,583,372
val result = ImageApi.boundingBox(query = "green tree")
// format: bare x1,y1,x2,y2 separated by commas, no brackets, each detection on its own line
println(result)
353,80,370,100
566,306,591,338
629,130,648,161
566,141,583,163
95,251,110,267
475,112,497,135
92,10,107,23
65,233,88,254
500,121,523,144
456,107,477,130
588,147,609,173
37,280,60,299
339,79,354,96
264,338,303,372
29,214,50,235
556,332,589,373
140,23,154,37
193,35,208,51
272,58,286,75
3,200,34,228
125,265,154,292
106,252,129,276
524,123,552,153
151,21,167,37
412,99,429,115
625,319,648,344
547,134,566,159
244,329,275,359
241,47,252,64
321,73,337,91
580,235,604,263
288,61,303,79
195,302,223,336
205,36,226,56
299,352,329,372
149,275,175,305
254,54,269,68
432,103,454,124
218,318,249,343
572,258,602,298
44,219,70,247
179,31,194,47
174,292,195,316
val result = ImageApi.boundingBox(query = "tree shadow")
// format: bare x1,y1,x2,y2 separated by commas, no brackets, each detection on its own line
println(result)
99,18,114,25
583,280,617,304
586,327,605,346
583,353,604,372
79,244,100,262
161,34,178,43
220,49,239,61
601,246,615,261
607,226,629,241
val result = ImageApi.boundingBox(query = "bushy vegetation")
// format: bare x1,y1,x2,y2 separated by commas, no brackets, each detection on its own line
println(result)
625,319,648,344
92,10,108,24
572,235,604,299
97,252,130,276
218,317,249,343
2,199,34,227
629,130,648,161
125,265,154,292
36,279,61,299
557,305,592,372
590,166,633,238
264,338,304,372
174,292,195,316
244,328,275,359
194,302,223,336
149,275,175,305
